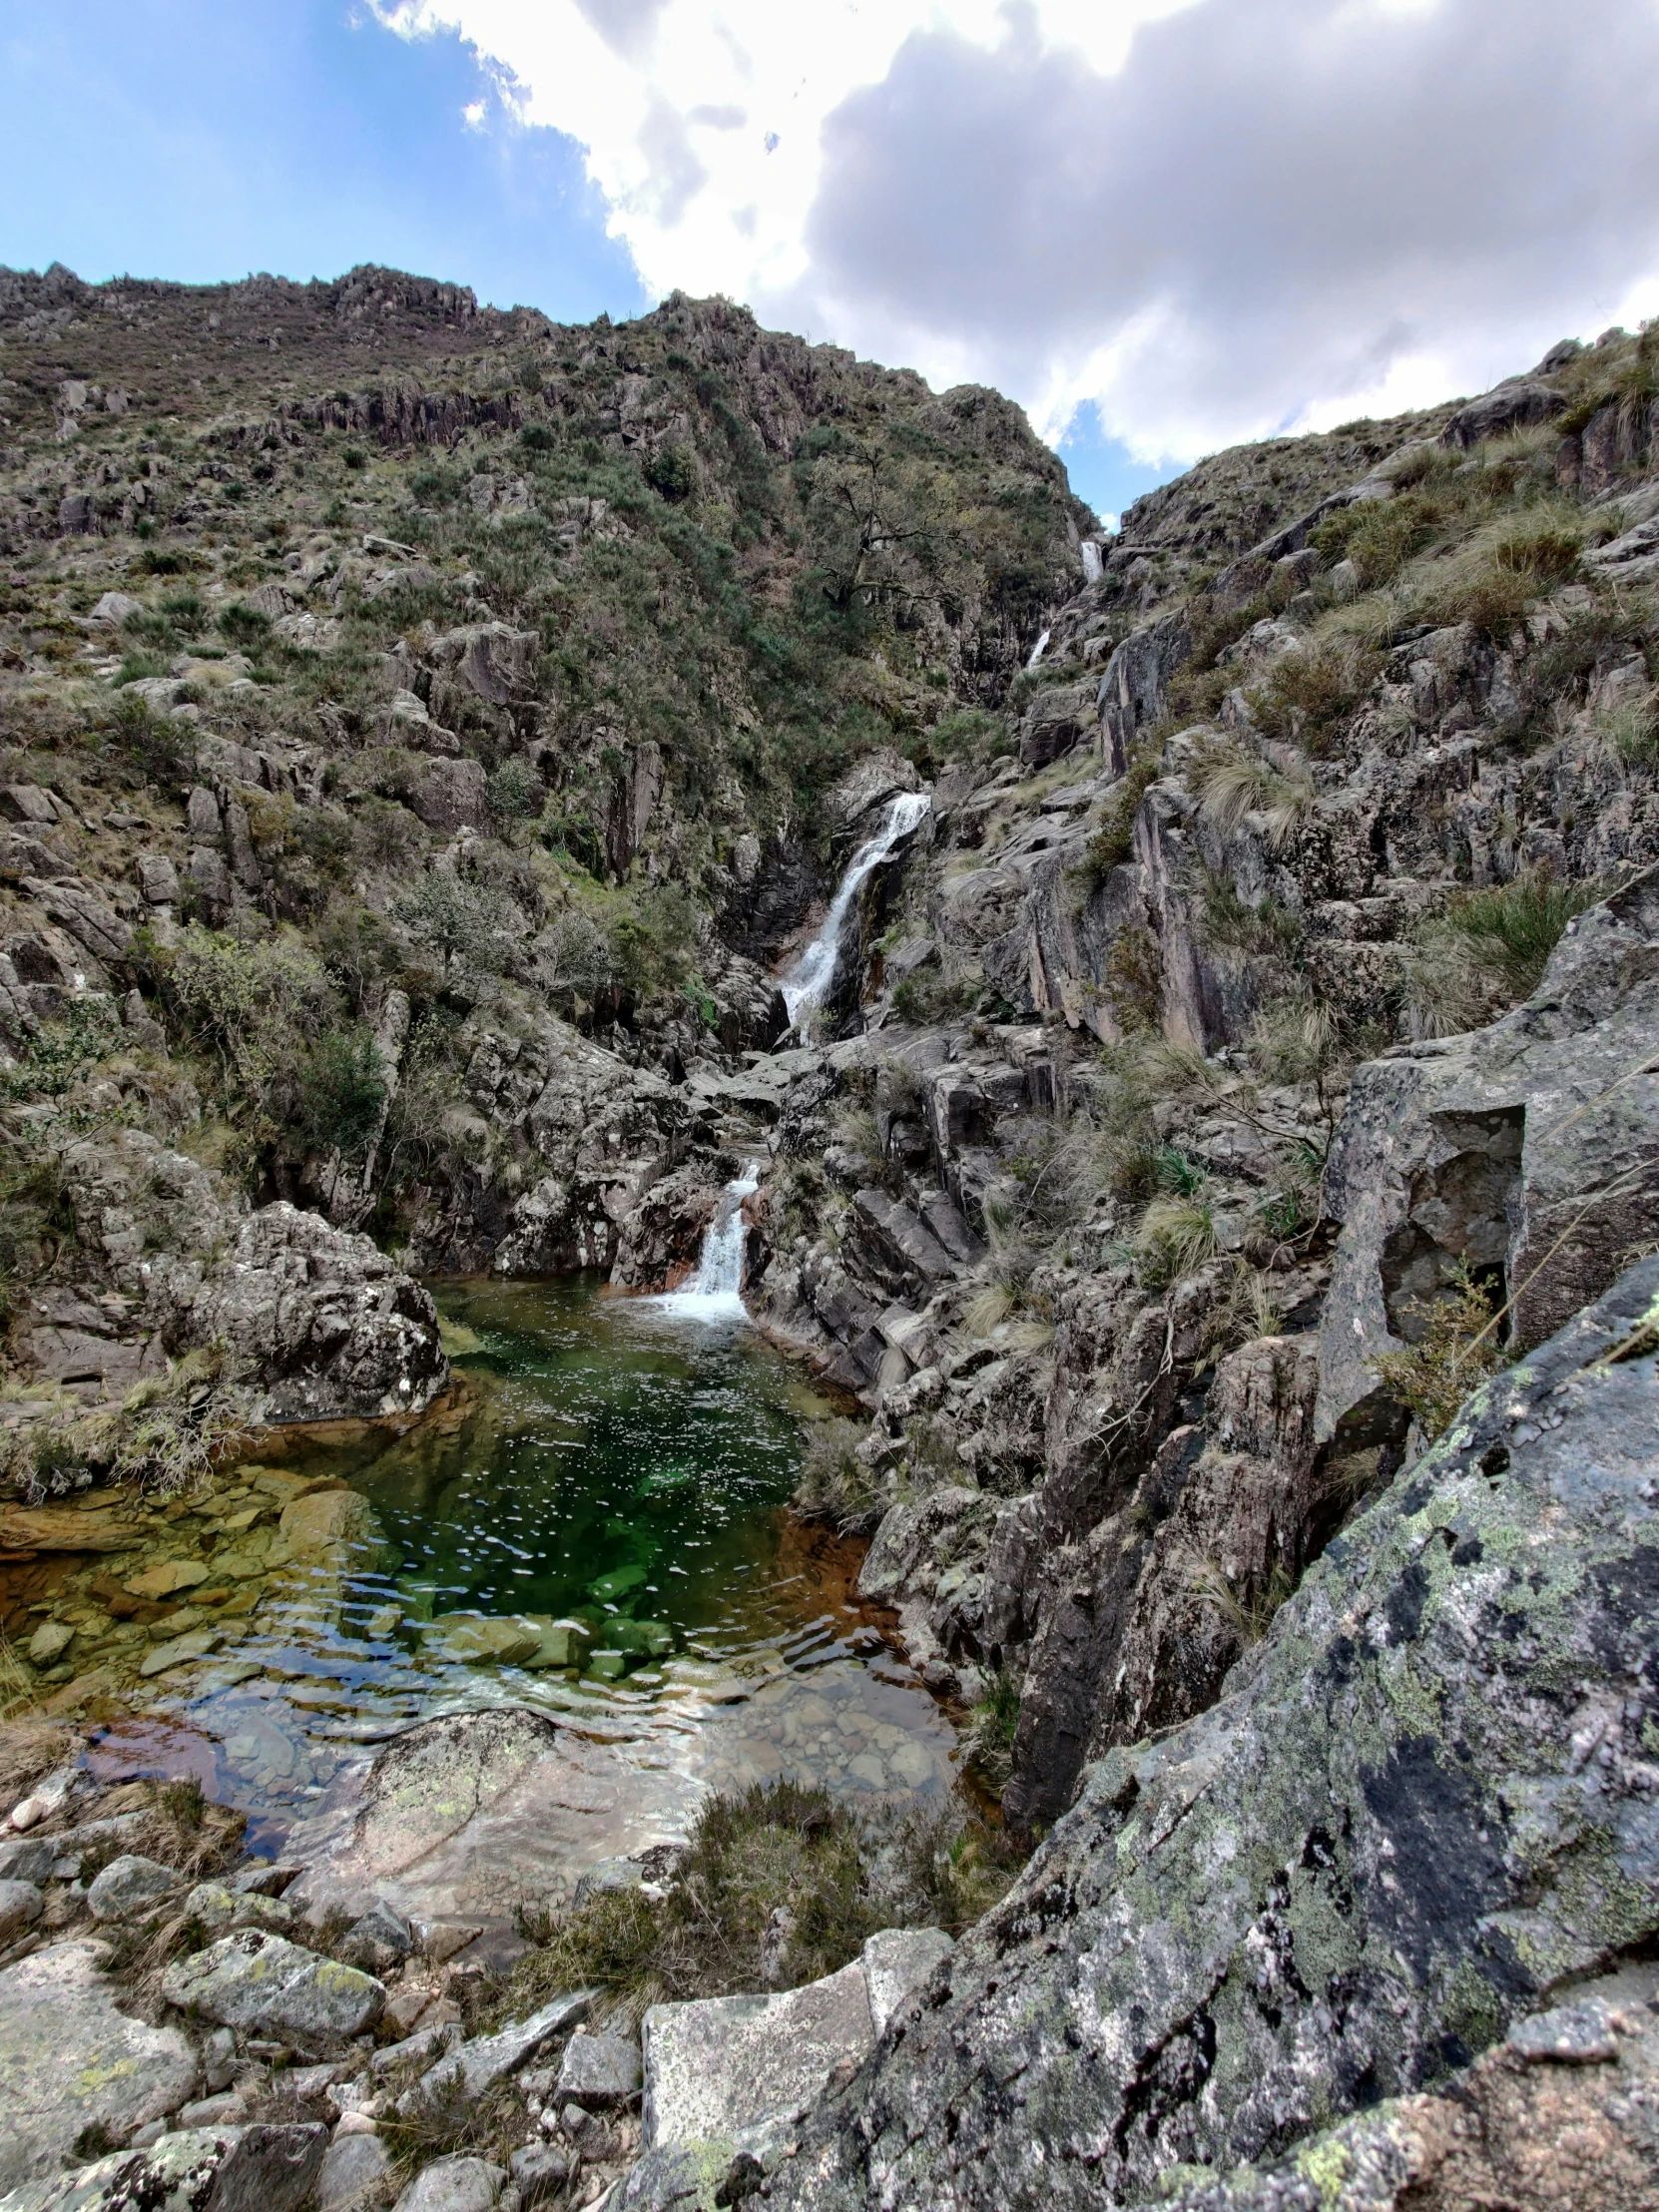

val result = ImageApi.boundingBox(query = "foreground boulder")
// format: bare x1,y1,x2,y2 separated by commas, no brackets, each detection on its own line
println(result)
161,1930,384,2045
625,1930,953,2209
0,1940,198,2190
769,1256,1659,2210
0,2124,327,2212
1161,1964,1659,2209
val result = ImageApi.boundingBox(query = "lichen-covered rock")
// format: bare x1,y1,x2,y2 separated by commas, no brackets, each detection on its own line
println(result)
160,1930,384,2044
0,1940,199,2190
86,1853,181,1923
1156,1965,1659,2210
0,2125,327,2212
768,1257,1659,2211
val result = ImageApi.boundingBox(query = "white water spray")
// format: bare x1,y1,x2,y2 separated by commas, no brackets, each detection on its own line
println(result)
1025,628,1051,670
781,791,930,1032
1081,541,1103,585
651,1162,763,1323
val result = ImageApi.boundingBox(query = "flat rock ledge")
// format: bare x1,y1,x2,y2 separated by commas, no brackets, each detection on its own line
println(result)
622,1927,954,2211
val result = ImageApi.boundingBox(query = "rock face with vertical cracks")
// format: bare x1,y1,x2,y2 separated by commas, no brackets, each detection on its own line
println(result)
767,1256,1659,2212
1317,862,1659,1450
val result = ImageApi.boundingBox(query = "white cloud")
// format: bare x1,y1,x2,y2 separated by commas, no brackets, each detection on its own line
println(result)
375,0,1659,466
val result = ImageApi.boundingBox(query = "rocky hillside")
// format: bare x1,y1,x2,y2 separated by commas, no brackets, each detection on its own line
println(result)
0,260,1083,1481
1,261,1658,2208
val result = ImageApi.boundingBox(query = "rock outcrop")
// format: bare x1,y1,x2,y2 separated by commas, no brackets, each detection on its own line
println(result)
768,1256,1659,2210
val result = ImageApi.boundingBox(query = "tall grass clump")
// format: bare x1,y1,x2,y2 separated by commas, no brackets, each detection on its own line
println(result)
1404,869,1603,1037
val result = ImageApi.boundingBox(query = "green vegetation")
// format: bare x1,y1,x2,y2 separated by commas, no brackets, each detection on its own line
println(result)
497,1779,1020,2028
1371,1264,1506,1442
793,1415,880,1533
1403,868,1603,1037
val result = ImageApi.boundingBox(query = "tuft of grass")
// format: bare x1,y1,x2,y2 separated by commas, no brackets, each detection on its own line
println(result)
1191,1556,1297,1646
1192,745,1317,850
1244,639,1380,753
1407,503,1584,638
793,1416,881,1534
1370,1264,1506,1443
965,1665,1021,1793
1403,868,1602,1037
1135,1193,1218,1289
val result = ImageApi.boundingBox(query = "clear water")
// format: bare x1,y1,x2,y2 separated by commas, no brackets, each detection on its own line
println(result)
121,1279,961,1843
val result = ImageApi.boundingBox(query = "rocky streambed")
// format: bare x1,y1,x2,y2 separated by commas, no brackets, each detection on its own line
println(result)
0,1275,984,2212
2,1277,965,1850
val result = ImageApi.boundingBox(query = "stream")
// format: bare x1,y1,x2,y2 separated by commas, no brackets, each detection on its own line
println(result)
61,1277,962,1856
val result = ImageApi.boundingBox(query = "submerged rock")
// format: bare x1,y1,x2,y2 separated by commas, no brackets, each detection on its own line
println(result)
767,1257,1659,2210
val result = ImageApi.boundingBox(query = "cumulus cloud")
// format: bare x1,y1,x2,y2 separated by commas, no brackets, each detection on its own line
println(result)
377,0,1659,464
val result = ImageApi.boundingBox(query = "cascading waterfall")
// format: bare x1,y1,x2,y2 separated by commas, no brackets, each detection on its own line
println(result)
1025,627,1051,670
782,791,930,1033
652,1162,763,1322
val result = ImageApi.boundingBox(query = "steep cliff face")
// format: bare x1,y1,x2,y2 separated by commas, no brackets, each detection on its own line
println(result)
768,1257,1659,2211
747,325,1659,1842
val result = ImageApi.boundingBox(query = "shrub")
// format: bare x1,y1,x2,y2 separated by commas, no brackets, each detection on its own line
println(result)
393,871,516,983
1245,639,1380,751
497,1780,1019,2028
154,923,333,1101
1403,868,1601,1037
1080,743,1160,881
217,601,274,653
485,758,544,822
1370,1264,1505,1442
285,1027,386,1165
646,444,698,501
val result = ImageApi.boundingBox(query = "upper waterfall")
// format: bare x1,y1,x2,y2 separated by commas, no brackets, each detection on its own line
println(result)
782,792,930,1034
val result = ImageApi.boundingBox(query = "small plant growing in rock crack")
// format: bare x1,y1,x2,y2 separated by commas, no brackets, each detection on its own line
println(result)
1369,1264,1507,1443
966,1665,1022,1792
1135,1194,1218,1290
1191,1557,1298,1646
1403,868,1604,1037
793,1416,881,1533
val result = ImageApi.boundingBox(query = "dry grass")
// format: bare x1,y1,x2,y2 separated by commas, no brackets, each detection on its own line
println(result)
1192,744,1317,851
1370,1265,1506,1443
0,1715,69,1797
793,1417,882,1534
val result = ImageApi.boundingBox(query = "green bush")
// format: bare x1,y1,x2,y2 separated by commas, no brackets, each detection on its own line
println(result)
485,758,544,822
286,1028,386,1165
496,1779,1020,2028
218,602,274,652
1080,743,1161,882
153,923,333,1101
645,443,698,501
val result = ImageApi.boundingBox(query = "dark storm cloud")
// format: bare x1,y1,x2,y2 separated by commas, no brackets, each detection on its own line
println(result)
802,0,1659,450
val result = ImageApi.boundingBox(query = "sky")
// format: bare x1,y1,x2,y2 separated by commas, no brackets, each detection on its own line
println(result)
4,0,1659,526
